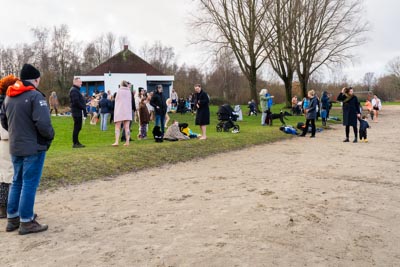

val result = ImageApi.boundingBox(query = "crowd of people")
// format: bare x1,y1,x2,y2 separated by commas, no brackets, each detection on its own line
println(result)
0,63,211,235
0,63,384,236
258,85,381,142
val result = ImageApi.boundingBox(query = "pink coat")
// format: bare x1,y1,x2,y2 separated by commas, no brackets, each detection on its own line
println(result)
114,86,132,122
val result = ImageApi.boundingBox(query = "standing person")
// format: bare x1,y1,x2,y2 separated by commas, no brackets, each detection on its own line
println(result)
135,87,144,138
364,99,373,120
112,80,132,146
0,75,17,219
194,84,210,140
0,64,54,235
261,88,274,125
98,92,112,131
121,83,136,142
299,90,318,138
291,95,299,115
320,91,330,126
150,84,167,134
259,89,268,125
69,77,87,148
49,91,59,116
0,121,12,219
171,89,178,108
371,94,382,122
358,115,370,142
337,87,361,143
265,88,274,112
138,98,150,139
109,92,116,124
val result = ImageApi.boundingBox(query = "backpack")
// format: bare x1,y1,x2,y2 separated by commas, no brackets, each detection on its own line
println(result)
152,126,164,143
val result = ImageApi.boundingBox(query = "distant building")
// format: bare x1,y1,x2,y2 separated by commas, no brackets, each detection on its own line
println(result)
77,45,174,98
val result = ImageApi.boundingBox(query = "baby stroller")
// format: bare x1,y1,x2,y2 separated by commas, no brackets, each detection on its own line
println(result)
216,104,240,132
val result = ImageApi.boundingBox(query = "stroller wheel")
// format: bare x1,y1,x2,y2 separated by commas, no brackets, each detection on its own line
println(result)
233,125,240,132
216,125,223,132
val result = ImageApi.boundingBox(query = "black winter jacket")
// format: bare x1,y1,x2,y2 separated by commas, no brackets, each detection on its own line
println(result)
69,85,87,117
0,81,54,156
150,91,167,116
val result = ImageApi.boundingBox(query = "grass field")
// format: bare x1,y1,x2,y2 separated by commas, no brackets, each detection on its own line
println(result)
41,104,342,190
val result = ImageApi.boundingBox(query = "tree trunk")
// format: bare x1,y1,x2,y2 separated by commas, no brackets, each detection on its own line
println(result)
249,67,258,111
283,78,293,108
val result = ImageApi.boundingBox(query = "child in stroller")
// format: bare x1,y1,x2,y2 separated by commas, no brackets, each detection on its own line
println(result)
216,104,240,133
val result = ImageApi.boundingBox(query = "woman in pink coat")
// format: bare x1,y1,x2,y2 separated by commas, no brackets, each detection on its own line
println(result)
112,81,132,146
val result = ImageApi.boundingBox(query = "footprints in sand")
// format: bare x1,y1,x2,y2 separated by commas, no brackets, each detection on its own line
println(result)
168,194,193,202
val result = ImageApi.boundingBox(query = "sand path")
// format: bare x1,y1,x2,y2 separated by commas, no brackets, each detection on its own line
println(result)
1,106,400,267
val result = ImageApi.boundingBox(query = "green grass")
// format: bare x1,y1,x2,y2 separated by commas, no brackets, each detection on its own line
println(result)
42,104,342,190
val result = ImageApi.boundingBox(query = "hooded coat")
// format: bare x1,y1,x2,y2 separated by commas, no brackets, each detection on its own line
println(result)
0,80,54,156
337,93,360,127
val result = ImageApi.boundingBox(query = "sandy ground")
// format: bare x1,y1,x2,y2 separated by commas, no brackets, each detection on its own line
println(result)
1,106,400,267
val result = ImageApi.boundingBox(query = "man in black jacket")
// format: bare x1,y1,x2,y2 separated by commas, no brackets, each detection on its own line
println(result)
0,64,54,235
150,84,167,134
69,77,87,148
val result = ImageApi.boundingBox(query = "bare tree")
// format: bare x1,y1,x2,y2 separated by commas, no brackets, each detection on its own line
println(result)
293,0,368,97
118,35,131,51
263,0,297,107
0,47,19,76
363,72,375,91
387,56,400,78
104,32,117,58
31,27,50,71
193,0,273,104
148,41,176,74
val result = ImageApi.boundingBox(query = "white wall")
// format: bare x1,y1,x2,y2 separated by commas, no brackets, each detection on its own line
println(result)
104,73,147,94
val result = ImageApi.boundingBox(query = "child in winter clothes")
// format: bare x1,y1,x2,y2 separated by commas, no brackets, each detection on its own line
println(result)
138,98,150,139
358,115,370,142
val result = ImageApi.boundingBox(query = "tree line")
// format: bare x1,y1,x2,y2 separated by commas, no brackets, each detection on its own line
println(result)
1,4,400,108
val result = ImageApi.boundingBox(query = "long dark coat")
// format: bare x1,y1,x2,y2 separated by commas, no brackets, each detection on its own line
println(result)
306,96,318,120
195,89,210,125
337,93,360,127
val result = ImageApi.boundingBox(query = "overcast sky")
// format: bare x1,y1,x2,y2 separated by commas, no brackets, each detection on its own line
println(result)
1,0,399,84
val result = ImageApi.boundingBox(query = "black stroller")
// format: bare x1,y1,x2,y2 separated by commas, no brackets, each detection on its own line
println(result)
216,104,240,132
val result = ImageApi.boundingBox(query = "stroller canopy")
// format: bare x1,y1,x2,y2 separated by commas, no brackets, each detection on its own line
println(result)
217,104,238,121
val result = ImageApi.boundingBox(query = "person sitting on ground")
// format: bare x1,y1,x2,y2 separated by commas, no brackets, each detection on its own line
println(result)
164,120,190,141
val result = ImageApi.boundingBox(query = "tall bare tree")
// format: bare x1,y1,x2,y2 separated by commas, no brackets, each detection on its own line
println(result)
293,0,368,97
105,32,117,59
387,56,400,78
363,72,375,91
263,0,297,107
193,0,273,104
31,27,50,71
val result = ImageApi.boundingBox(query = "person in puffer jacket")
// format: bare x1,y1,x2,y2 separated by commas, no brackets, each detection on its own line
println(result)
0,64,54,235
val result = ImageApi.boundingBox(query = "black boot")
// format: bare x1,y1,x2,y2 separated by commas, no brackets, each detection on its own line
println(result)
0,205,6,219
19,219,48,235
6,217,20,232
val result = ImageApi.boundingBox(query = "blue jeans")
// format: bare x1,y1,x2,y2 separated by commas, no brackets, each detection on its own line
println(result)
7,151,46,222
155,114,165,134
100,113,110,131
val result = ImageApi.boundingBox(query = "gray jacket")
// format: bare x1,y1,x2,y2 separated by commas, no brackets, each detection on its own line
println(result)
306,96,318,120
0,81,54,156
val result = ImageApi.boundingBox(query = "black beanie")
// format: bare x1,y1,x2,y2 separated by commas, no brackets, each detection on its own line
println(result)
20,64,41,80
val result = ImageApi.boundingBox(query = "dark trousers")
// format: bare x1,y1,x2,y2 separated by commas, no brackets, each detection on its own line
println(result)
345,125,358,139
359,129,367,140
73,116,83,145
302,119,316,136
